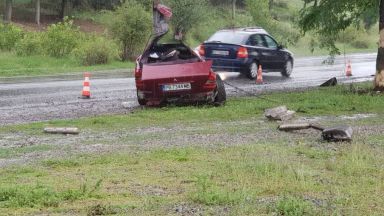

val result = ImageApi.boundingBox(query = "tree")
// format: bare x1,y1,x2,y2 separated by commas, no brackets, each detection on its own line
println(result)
4,0,13,23
35,0,41,26
109,1,152,61
246,0,299,46
299,0,384,90
165,0,208,38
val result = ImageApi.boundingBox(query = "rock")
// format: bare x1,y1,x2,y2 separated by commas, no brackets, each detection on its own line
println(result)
122,102,132,109
264,106,295,121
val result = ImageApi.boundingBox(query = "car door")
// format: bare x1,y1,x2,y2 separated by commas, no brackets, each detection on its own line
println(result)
246,34,272,69
262,35,285,70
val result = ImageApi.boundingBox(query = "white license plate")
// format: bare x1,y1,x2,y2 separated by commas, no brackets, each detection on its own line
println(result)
163,83,191,91
212,50,229,56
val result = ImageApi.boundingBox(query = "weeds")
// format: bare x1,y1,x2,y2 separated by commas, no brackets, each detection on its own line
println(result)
192,175,244,205
0,180,103,208
273,196,315,216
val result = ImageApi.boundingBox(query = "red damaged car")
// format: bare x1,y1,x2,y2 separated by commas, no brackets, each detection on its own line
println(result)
134,1,226,106
134,38,226,106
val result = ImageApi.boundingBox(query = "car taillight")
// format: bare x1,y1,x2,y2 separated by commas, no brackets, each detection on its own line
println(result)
203,70,217,90
135,66,142,79
198,45,205,56
135,66,144,89
237,46,248,58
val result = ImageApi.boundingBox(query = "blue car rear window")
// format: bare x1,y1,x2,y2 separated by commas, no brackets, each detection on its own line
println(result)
207,31,248,45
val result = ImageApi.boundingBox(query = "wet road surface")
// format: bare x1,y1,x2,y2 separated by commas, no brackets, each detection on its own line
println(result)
0,53,376,125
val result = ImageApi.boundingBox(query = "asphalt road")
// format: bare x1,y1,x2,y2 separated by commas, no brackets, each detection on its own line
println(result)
0,53,376,126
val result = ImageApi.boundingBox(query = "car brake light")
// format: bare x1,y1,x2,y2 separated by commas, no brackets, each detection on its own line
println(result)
135,66,144,89
198,45,205,56
203,70,217,90
135,66,142,79
237,46,248,58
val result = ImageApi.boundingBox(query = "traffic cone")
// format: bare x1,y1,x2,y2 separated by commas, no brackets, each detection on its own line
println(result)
346,60,352,77
82,72,91,99
256,65,263,84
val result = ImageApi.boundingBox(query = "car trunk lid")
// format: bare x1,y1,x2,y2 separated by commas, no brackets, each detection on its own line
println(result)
141,60,213,98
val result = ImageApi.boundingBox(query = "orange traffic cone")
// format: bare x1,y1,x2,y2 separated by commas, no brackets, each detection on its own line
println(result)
82,72,91,99
256,65,263,84
346,60,352,77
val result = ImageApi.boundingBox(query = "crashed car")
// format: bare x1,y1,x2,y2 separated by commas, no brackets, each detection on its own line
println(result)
134,1,226,106
135,39,226,106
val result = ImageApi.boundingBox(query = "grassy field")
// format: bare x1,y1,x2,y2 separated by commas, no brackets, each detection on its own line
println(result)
0,52,134,77
1,83,384,215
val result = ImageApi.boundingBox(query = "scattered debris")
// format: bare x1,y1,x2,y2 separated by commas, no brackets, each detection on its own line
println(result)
278,123,353,142
264,106,295,121
320,77,338,87
122,102,131,109
44,127,80,135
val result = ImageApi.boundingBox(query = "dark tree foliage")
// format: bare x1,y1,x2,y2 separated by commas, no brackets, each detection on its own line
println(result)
299,0,379,56
299,0,384,90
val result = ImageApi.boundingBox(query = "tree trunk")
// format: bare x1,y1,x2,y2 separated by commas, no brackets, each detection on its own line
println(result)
35,0,41,26
232,0,236,20
60,0,71,19
4,0,12,23
269,0,274,11
374,0,384,91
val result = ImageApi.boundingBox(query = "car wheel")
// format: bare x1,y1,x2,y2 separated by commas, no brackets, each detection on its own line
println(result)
246,62,258,80
214,75,227,106
137,91,147,106
281,59,293,77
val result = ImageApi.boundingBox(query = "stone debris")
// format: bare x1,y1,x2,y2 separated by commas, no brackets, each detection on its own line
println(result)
264,106,295,121
44,127,79,135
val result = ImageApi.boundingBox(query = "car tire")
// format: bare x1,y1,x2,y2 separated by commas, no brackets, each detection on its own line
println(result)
137,91,147,106
246,62,258,80
281,59,293,78
214,75,226,106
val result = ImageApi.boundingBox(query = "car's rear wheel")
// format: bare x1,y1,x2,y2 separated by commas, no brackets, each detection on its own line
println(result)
137,91,147,106
214,75,226,106
281,59,293,77
246,62,258,80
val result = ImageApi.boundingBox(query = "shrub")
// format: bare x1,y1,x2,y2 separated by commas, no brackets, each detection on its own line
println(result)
273,196,315,216
109,0,152,61
15,32,44,56
72,36,119,66
44,18,82,57
0,23,24,51
351,39,370,49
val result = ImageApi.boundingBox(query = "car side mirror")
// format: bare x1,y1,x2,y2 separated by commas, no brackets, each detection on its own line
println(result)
277,45,284,50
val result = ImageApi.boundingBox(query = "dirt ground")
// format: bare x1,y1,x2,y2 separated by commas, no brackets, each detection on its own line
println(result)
0,113,379,168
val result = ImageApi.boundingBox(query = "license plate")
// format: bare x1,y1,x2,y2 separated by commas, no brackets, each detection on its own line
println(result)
162,83,191,92
212,50,229,56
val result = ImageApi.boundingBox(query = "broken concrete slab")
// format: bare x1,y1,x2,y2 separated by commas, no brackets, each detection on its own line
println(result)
320,77,338,87
278,123,353,142
44,127,79,135
322,126,353,142
265,106,295,121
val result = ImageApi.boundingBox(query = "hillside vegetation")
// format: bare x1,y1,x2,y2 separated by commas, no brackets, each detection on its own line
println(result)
0,0,378,77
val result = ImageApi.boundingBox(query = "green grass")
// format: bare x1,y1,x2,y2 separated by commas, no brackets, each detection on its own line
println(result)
0,83,384,215
0,145,53,159
1,83,382,134
0,52,134,77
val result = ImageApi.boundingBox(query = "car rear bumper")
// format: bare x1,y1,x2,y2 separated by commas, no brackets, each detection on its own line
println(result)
138,90,216,106
206,57,251,73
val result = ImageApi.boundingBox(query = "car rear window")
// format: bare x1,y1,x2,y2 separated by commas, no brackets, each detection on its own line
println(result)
206,31,249,45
